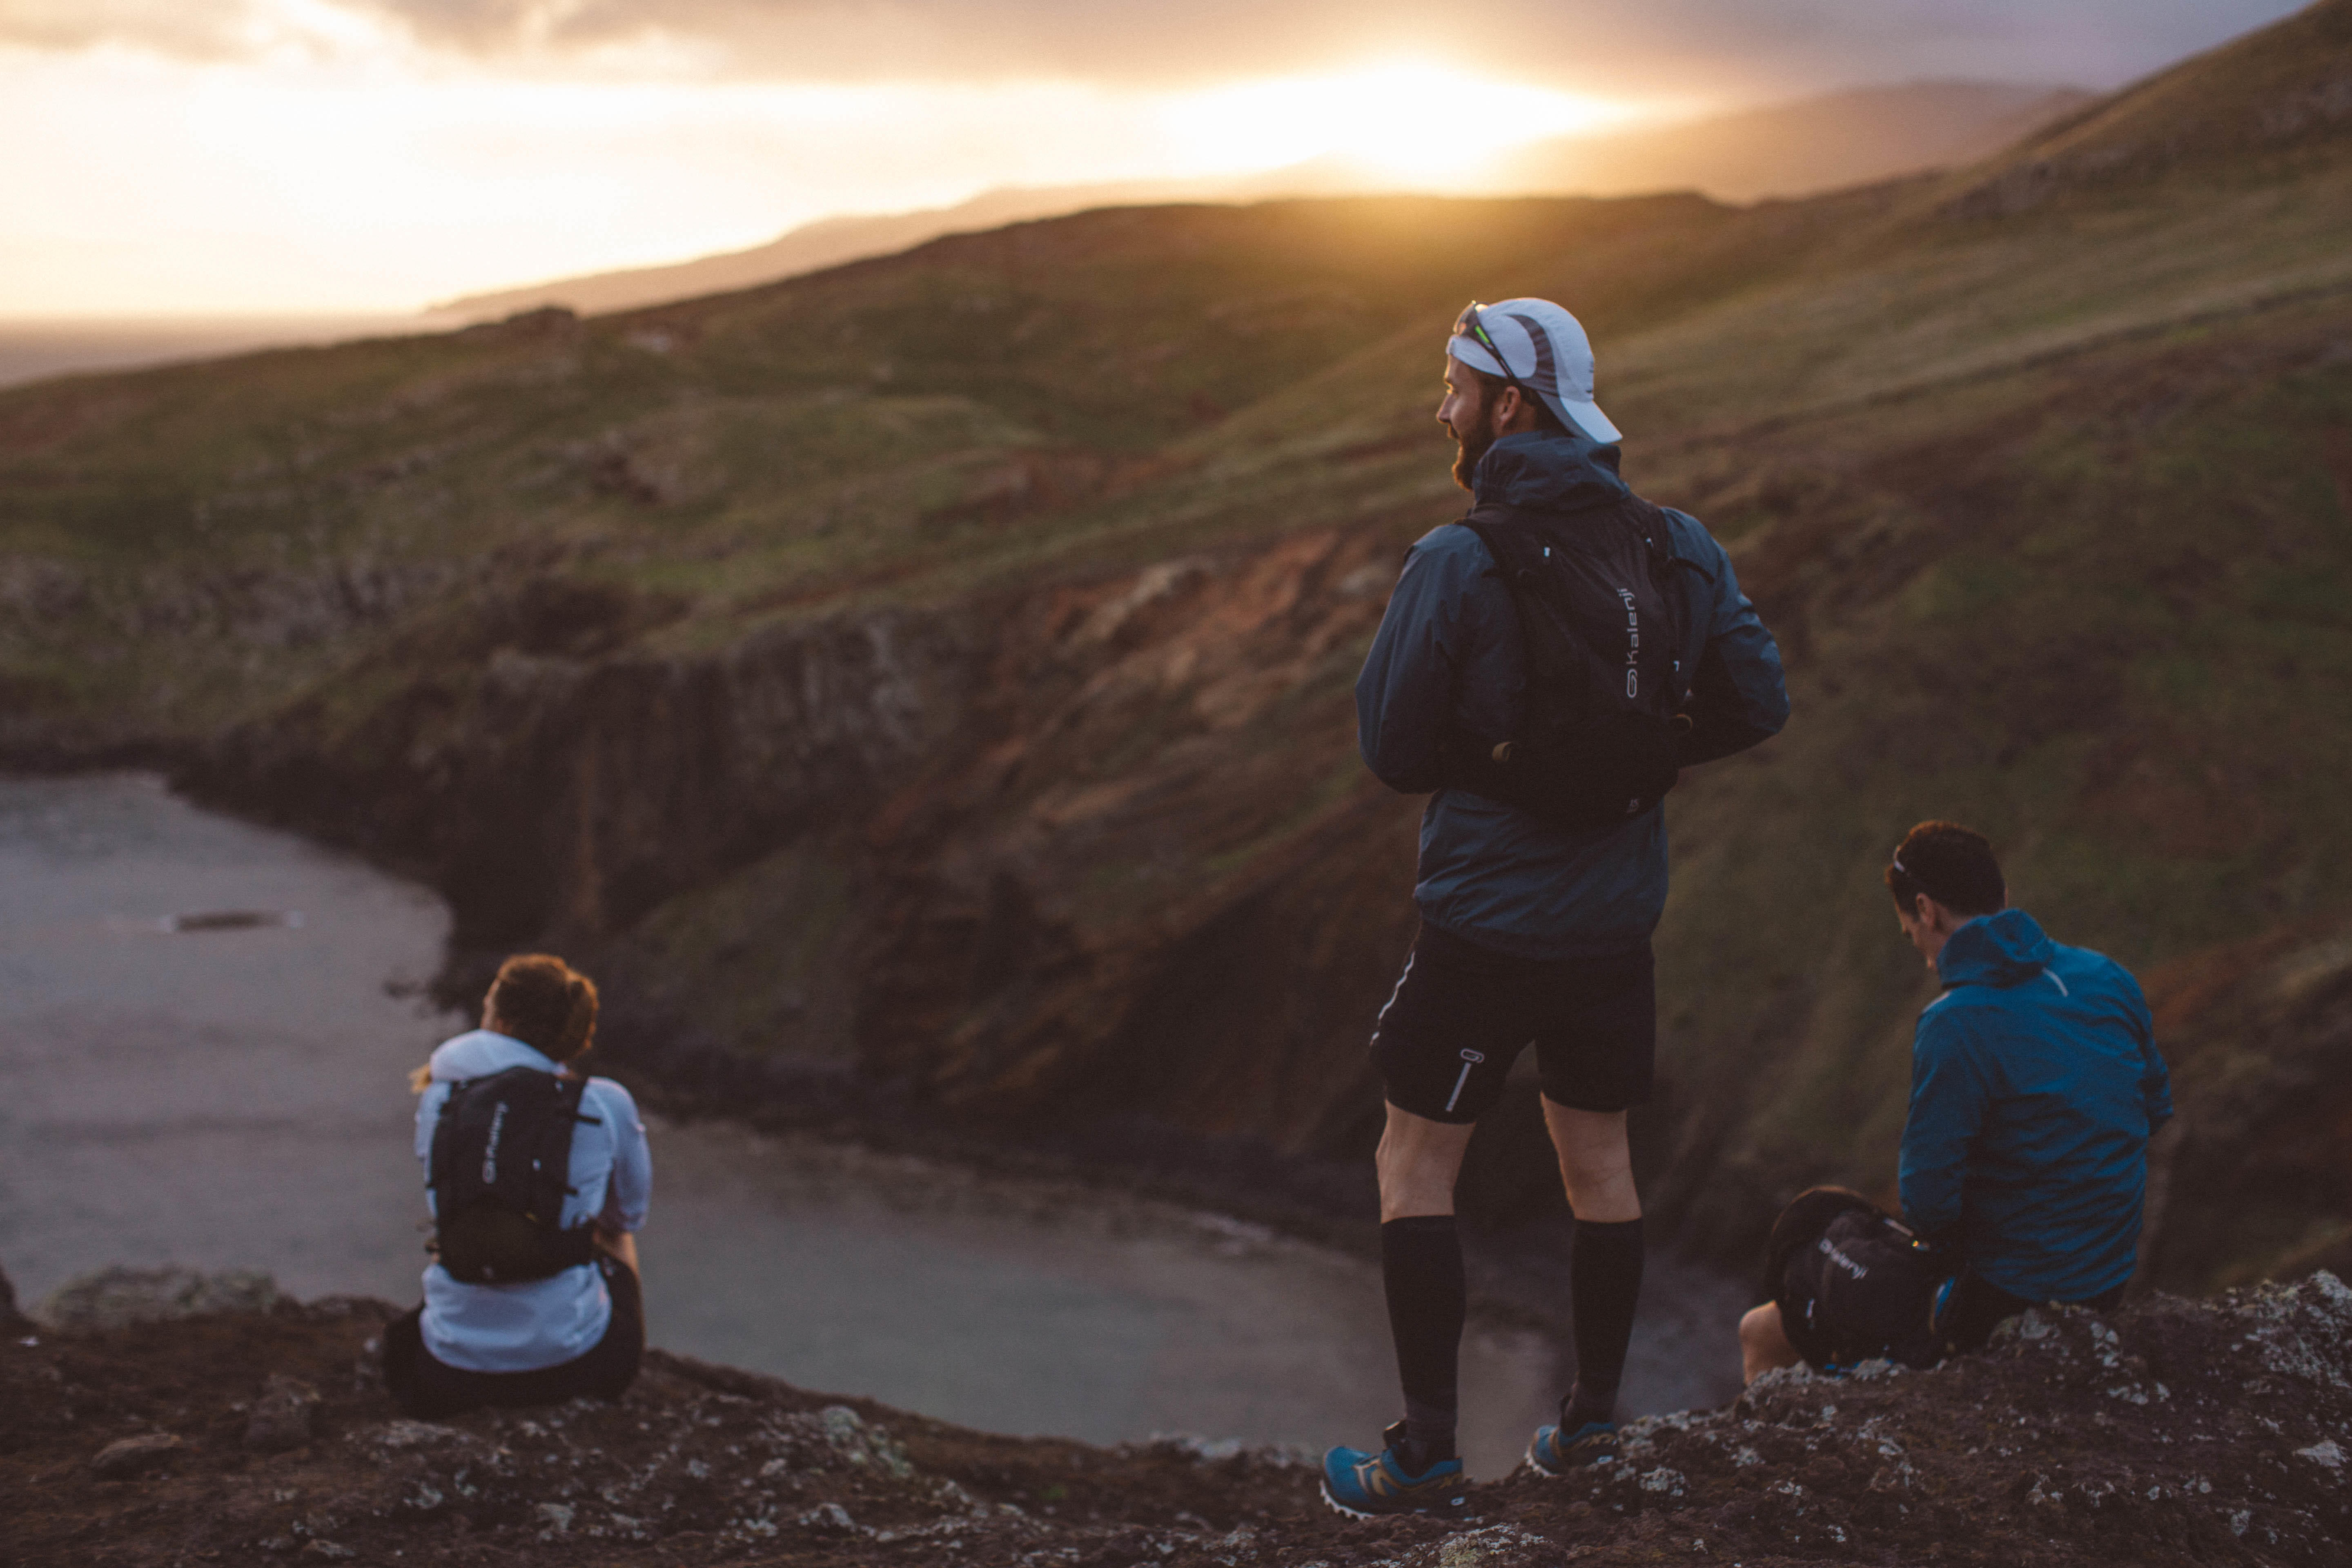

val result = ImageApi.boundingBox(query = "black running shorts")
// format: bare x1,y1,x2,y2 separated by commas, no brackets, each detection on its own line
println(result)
1371,918,1655,1123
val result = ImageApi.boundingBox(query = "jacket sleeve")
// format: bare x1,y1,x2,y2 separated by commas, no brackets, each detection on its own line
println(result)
1668,513,1790,767
1354,533,1481,794
1900,1004,1989,1246
414,1083,445,1218
594,1080,653,1233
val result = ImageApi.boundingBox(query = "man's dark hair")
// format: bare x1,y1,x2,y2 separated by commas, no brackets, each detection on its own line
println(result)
1454,361,1569,436
1886,821,2005,917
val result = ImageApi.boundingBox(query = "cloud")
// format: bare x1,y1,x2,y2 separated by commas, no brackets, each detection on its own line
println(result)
0,0,2311,97
0,0,265,57
359,0,2318,92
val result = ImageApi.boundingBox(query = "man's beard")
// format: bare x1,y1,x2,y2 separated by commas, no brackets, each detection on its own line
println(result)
1450,404,1498,491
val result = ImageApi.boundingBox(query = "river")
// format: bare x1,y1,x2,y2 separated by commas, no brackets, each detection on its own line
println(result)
0,772,1741,1479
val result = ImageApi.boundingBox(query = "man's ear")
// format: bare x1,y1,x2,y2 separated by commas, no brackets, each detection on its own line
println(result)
1497,385,1529,431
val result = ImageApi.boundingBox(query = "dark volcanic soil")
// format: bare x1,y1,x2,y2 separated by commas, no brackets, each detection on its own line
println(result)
5,1274,2350,1567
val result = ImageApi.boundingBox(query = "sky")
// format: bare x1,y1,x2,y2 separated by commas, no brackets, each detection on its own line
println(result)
0,0,2311,317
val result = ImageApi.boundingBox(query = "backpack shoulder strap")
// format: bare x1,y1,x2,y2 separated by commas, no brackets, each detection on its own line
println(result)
425,1074,474,1198
1450,509,1539,635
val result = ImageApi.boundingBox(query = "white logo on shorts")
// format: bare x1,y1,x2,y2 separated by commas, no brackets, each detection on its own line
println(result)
1444,1050,1486,1114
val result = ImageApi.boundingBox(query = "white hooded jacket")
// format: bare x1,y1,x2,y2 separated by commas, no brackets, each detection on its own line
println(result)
414,1030,652,1372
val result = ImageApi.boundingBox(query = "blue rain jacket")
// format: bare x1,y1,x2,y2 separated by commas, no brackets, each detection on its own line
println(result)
1900,909,2174,1303
1353,429,1789,958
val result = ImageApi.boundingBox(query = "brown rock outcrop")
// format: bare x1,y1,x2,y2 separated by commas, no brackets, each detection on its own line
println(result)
5,1276,2350,1565
88,1432,183,1478
243,1374,321,1453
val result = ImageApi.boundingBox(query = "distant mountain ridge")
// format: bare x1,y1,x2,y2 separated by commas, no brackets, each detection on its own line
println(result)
427,79,2090,324
1942,0,2352,215
422,178,1242,325
1484,80,2091,202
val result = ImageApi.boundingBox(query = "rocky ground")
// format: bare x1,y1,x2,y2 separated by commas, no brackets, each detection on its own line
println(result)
4,1265,2349,1567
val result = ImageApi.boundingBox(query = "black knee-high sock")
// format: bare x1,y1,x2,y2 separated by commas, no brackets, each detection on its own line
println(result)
1565,1216,1645,1428
1381,1215,1463,1467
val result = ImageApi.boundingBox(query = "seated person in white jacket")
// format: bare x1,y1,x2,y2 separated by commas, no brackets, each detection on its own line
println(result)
383,953,652,1417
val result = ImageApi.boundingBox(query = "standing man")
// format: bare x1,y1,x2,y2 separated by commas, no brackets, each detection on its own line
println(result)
1321,300,1788,1518
1737,822,2175,1378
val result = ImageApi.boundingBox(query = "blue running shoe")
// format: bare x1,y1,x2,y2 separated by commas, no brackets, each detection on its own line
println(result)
1526,1418,1616,1477
1319,1421,1470,1520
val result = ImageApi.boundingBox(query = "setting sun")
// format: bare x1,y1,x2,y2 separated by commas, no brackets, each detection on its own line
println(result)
0,0,2296,316
1162,60,1658,184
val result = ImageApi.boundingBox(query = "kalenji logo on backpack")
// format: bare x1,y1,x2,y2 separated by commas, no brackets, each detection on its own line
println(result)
481,1102,508,1185
428,1065,602,1285
1439,494,1706,831
1819,1236,1870,1280
1617,588,1640,698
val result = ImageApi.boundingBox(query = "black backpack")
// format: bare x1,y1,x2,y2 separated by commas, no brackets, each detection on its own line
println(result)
427,1066,602,1285
1768,1187,1949,1370
1439,494,1704,830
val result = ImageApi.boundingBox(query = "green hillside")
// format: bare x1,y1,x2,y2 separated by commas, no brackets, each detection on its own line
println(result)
5,2,2350,1288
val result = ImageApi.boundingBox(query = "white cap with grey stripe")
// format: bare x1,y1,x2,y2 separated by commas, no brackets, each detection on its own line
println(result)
1448,298,1623,445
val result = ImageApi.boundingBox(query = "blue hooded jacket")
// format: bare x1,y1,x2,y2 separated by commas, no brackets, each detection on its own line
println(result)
1353,428,1790,957
1900,909,2174,1303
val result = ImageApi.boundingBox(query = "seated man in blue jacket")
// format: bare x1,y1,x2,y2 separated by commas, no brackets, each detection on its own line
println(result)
1740,820,2174,1377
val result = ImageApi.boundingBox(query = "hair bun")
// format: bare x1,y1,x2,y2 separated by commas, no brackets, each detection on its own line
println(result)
487,953,600,1061
559,976,597,1059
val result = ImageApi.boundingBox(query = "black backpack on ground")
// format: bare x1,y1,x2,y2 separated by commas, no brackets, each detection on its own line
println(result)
1767,1186,1949,1371
427,1065,602,1285
1440,494,1706,831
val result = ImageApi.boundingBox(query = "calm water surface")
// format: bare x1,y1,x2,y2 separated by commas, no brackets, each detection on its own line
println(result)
0,773,1738,1476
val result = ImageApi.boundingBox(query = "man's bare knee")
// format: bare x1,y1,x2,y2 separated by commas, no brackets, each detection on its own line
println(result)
1376,1102,1477,1222
1541,1098,1641,1223
1740,1302,1801,1383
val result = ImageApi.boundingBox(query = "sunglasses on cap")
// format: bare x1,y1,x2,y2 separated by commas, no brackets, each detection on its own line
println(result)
1452,302,1526,395
1889,850,1945,906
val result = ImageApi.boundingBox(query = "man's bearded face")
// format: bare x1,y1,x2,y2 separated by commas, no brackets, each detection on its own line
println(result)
1448,382,1501,490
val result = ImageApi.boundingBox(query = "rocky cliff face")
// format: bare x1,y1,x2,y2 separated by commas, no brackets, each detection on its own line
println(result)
181,521,1428,1167
189,584,980,956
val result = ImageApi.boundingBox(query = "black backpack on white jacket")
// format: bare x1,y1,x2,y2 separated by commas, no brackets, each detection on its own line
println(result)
427,1066,603,1285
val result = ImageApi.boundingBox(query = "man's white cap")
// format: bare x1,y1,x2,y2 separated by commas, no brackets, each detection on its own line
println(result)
1447,298,1623,445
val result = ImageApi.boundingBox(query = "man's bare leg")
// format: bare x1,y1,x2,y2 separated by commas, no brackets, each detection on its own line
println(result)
1739,1302,1802,1383
1373,1102,1477,1470
1541,1100,1639,1222
1541,1098,1644,1441
1377,1101,1478,1219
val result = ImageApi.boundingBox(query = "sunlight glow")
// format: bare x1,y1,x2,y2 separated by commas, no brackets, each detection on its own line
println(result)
1163,60,1650,183
0,33,1670,315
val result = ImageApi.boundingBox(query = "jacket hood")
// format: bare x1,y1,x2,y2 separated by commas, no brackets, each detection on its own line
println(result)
1470,429,1629,513
428,1029,561,1084
1936,908,2058,990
